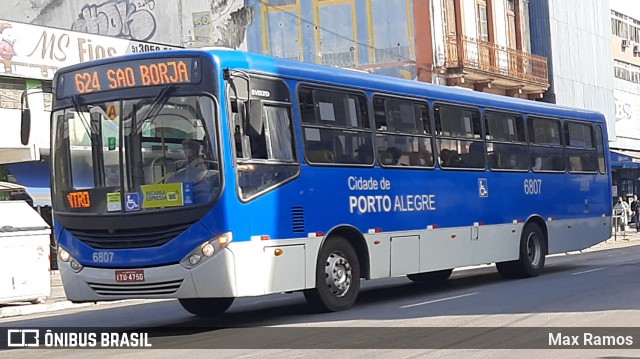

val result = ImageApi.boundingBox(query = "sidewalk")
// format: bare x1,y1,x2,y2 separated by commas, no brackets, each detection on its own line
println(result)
2,230,640,319
0,271,95,319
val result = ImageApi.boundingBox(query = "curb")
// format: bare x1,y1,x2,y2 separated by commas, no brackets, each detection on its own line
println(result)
0,298,158,319
0,301,93,318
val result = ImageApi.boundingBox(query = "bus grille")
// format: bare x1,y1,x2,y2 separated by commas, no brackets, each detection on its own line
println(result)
88,279,183,296
291,206,305,233
68,222,194,249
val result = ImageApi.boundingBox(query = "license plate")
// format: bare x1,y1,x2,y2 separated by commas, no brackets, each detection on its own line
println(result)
115,270,145,283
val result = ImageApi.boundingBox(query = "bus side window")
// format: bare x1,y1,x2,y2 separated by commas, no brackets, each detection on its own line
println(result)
435,105,482,169
528,116,564,172
300,87,372,166
374,96,433,168
485,111,527,171
565,121,597,173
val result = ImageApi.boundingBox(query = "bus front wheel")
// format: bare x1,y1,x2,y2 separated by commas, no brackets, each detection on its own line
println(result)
496,222,546,278
304,236,361,312
179,297,234,316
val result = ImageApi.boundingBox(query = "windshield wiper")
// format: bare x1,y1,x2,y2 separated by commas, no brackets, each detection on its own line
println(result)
132,85,177,134
69,95,92,135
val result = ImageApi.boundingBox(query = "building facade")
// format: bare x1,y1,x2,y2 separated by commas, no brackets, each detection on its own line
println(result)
609,0,640,198
431,0,549,98
528,0,615,138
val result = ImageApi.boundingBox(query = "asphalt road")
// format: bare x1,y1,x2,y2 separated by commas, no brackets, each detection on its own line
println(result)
2,241,640,358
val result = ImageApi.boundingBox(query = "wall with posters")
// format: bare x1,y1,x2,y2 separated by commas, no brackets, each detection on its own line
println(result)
0,19,181,164
0,19,179,81
2,0,252,50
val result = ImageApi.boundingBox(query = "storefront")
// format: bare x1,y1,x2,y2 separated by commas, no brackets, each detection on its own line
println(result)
610,149,640,200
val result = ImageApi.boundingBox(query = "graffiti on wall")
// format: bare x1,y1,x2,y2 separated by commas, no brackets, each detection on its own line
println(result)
71,0,157,41
211,5,254,48
187,0,253,49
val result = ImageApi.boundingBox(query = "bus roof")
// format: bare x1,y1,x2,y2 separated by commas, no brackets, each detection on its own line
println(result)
58,47,605,123
210,49,604,121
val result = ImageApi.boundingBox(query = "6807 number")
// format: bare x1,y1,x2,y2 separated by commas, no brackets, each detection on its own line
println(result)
524,179,542,195
93,252,114,263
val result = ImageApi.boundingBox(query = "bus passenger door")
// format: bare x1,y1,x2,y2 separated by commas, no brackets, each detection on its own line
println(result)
390,235,420,276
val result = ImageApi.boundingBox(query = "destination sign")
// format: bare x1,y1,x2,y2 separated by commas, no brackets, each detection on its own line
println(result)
67,191,91,209
57,57,201,98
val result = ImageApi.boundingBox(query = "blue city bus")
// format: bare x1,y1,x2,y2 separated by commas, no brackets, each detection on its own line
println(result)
39,48,612,315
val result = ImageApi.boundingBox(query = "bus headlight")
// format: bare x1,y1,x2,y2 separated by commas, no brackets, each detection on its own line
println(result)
58,246,83,273
180,232,233,269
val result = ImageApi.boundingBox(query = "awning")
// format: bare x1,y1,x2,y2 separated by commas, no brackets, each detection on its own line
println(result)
3,161,51,207
610,149,640,169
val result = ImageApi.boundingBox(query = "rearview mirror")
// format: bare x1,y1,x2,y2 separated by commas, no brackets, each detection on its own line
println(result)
20,108,31,146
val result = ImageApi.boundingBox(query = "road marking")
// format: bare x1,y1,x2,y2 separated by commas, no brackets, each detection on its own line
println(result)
400,292,479,309
572,267,608,275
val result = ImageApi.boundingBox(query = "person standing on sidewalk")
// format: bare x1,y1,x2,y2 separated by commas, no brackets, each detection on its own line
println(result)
614,197,631,232
632,195,640,232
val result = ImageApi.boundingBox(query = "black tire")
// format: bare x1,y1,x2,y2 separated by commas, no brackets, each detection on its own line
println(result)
407,269,453,284
304,236,361,312
496,222,546,278
179,297,234,316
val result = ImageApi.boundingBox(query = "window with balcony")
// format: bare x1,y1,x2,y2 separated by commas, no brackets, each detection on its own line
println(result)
262,0,301,61
444,0,457,37
476,0,489,41
316,0,357,67
506,0,516,49
371,0,413,64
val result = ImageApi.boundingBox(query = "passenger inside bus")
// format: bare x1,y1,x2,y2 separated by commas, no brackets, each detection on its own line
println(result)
462,142,485,168
381,147,402,165
440,149,459,167
532,157,543,170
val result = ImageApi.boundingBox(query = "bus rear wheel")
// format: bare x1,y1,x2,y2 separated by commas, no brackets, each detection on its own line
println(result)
496,222,546,278
407,269,453,285
304,236,360,312
179,297,234,316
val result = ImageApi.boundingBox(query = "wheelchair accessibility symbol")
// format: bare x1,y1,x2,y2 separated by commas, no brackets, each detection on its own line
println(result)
125,193,140,211
478,178,489,198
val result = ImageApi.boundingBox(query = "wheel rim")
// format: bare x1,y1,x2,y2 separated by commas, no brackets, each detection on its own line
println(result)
324,251,352,297
526,231,541,267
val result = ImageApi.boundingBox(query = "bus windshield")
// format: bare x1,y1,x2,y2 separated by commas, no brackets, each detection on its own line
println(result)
51,94,220,214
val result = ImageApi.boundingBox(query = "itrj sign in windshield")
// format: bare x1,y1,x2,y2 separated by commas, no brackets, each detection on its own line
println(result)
51,95,220,214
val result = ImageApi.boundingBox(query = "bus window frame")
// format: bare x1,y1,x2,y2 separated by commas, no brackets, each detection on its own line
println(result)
371,93,435,169
595,124,607,175
483,108,529,173
563,119,598,174
526,115,566,174
433,101,486,171
297,83,374,168
226,73,301,203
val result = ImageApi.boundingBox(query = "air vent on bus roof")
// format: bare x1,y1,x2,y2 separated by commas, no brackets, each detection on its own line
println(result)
291,206,305,233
